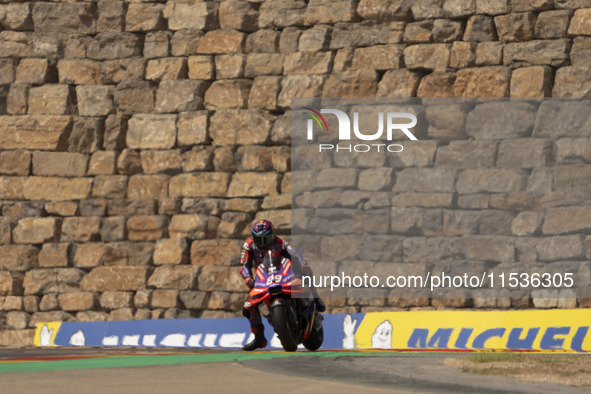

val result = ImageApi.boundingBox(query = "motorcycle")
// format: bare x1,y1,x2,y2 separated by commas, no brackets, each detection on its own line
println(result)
246,251,323,352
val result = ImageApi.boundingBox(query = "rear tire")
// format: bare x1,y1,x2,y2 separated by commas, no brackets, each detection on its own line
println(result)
271,304,299,352
303,322,323,351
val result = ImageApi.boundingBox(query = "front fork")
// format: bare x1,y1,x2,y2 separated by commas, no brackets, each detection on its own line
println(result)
268,297,299,328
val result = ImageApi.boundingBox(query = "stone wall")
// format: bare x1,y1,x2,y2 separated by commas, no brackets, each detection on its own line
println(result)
290,97,591,312
1,0,591,342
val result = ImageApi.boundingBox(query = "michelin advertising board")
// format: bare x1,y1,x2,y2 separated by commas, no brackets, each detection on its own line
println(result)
36,309,591,352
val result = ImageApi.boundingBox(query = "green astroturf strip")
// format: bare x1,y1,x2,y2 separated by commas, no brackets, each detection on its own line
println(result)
0,351,394,374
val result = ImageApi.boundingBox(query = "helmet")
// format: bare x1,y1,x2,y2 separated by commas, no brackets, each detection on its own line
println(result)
252,219,275,248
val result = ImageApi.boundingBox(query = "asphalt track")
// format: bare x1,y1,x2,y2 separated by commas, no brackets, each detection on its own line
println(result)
0,348,589,394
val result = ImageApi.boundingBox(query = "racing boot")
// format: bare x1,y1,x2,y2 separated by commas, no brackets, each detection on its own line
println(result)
243,325,267,351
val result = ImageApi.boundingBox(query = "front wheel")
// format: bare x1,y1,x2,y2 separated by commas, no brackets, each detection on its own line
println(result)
271,303,299,352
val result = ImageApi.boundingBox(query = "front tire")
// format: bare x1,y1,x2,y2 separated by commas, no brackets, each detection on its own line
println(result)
271,303,299,352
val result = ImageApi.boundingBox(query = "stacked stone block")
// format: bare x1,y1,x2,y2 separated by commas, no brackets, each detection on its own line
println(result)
0,0,591,342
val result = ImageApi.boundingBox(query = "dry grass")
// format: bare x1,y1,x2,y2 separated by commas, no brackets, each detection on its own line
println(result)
444,353,591,388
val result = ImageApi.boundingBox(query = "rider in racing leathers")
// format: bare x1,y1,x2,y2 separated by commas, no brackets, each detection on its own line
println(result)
240,219,326,351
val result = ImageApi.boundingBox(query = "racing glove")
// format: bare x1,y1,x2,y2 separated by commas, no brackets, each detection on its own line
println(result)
245,277,255,289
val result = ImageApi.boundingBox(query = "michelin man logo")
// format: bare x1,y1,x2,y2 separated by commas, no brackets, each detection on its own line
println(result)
371,320,393,349
69,330,86,346
342,314,358,349
39,325,54,347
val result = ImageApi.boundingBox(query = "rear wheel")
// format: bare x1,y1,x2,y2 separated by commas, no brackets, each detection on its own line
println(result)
271,303,299,352
303,323,323,351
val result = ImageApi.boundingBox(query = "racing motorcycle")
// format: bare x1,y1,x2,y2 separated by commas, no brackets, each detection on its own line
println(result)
247,251,323,352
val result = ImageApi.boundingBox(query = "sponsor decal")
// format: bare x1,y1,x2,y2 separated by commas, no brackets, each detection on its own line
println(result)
34,310,591,352
354,309,591,352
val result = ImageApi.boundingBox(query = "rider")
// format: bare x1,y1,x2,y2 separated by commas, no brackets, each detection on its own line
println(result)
240,219,326,351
